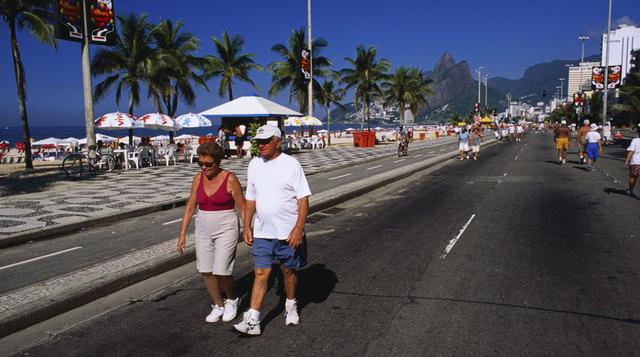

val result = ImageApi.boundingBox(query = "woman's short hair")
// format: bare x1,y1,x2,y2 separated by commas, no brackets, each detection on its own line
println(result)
197,142,224,165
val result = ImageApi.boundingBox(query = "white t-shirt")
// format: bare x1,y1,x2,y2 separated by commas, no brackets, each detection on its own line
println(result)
586,131,601,144
627,138,640,165
602,123,611,137
508,126,515,134
516,125,524,133
246,153,311,240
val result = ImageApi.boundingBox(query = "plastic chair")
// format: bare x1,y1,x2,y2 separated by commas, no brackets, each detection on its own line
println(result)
163,145,178,166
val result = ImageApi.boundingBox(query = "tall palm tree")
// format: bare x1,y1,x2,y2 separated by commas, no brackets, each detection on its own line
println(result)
92,13,158,144
268,27,332,113
204,31,261,101
317,80,345,146
383,67,412,123
1,0,56,169
341,45,390,131
405,67,433,119
150,19,206,117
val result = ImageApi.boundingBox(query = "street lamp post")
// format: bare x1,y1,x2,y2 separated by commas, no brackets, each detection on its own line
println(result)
307,0,313,120
476,66,484,110
578,36,590,93
602,0,612,125
484,74,489,108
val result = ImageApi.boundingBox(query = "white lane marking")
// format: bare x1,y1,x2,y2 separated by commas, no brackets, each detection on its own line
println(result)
413,154,423,158
0,247,83,271
328,173,353,181
162,214,196,226
367,165,383,170
514,156,519,161
306,229,336,237
440,214,476,259
393,159,406,163
503,172,508,177
163,218,182,226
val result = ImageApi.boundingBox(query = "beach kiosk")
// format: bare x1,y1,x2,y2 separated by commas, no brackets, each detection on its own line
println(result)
480,116,493,128
200,96,302,156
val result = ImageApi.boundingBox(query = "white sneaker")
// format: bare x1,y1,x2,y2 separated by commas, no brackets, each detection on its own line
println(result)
562,158,566,164
222,298,240,322
233,311,261,335
285,300,299,326
205,305,224,323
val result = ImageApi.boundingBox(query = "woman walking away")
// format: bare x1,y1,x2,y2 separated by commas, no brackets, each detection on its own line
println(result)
585,123,602,171
177,142,245,323
624,124,640,197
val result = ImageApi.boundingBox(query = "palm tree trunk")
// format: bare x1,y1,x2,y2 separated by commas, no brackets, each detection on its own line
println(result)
128,104,135,146
326,104,331,146
9,19,33,169
228,82,233,101
360,99,365,132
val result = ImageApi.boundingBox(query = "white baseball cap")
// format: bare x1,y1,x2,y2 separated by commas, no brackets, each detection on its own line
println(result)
253,125,281,139
584,119,590,125
561,120,567,125
590,123,598,130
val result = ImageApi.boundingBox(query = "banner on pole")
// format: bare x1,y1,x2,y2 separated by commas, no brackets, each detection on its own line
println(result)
591,65,622,90
301,49,311,80
54,0,116,46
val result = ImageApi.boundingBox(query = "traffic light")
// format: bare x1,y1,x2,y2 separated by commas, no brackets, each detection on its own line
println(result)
474,102,480,112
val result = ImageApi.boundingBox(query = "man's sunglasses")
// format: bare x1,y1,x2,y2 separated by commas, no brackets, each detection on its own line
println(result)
254,138,275,145
198,161,215,168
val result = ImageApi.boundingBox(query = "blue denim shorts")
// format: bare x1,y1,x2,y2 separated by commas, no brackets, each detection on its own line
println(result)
252,237,307,270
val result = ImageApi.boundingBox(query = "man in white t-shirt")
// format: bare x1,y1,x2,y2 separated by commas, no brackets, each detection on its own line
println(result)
585,123,602,171
624,125,640,196
602,120,612,146
235,125,311,336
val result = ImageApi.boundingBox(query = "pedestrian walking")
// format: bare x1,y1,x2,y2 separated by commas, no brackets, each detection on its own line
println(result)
458,128,470,160
176,142,246,324
585,123,602,171
469,127,483,160
577,119,590,164
624,125,640,196
554,120,571,165
235,125,311,336
602,120,612,146
234,124,246,158
516,123,524,142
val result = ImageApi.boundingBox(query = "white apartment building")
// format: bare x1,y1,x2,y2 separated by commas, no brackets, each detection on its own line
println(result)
601,24,640,82
567,61,600,95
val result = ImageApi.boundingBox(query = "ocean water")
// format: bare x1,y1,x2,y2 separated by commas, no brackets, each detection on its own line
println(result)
0,123,399,145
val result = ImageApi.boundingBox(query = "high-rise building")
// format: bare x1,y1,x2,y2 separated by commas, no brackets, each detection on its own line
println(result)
567,61,600,95
601,24,640,81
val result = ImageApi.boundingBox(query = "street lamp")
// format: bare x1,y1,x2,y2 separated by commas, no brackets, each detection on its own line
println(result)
484,74,489,108
578,36,590,93
602,0,612,125
476,66,484,110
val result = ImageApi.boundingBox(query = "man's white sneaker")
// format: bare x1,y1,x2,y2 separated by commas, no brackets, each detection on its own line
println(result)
205,305,224,323
285,300,299,326
222,298,240,322
233,311,261,335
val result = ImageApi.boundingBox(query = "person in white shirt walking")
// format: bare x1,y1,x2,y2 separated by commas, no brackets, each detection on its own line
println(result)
234,125,311,336
624,125,640,196
585,123,602,171
602,120,612,146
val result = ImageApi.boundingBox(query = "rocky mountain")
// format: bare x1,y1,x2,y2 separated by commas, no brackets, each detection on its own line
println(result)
425,52,474,108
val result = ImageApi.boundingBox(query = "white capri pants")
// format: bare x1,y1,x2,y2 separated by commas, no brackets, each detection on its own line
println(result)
194,209,238,275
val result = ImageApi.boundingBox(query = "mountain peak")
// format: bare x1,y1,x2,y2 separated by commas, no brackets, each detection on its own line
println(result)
434,52,456,72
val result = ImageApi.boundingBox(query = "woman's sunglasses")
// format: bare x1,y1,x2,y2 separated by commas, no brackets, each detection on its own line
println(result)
198,161,215,168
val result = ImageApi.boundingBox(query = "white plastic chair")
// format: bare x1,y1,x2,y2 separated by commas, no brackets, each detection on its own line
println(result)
127,147,141,170
189,144,199,163
163,145,178,166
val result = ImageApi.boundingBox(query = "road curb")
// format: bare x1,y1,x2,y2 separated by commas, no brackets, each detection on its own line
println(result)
0,138,492,338
0,138,457,249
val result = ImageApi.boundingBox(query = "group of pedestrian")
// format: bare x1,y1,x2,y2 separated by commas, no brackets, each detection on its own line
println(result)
555,119,603,170
458,126,483,160
177,124,311,336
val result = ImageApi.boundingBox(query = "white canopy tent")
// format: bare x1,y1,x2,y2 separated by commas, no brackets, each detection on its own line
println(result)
78,133,118,145
200,96,302,117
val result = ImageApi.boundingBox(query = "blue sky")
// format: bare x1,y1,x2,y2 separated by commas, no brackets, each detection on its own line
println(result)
1,0,639,126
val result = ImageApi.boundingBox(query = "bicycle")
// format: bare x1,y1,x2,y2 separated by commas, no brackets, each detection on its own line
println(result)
62,146,116,176
398,138,409,157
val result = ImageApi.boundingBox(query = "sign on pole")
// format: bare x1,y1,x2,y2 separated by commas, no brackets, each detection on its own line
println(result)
591,65,622,90
54,0,116,46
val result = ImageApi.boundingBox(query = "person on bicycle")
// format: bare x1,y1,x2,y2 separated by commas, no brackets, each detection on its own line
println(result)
396,125,409,146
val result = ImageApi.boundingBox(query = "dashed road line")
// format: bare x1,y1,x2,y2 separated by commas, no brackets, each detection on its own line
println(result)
441,214,476,259
328,173,353,181
367,165,384,170
0,247,83,271
393,159,406,163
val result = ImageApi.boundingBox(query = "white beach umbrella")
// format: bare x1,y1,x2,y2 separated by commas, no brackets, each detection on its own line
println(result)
151,135,170,142
118,136,141,144
138,113,176,130
174,134,199,141
175,113,212,128
32,137,62,146
95,112,141,129
200,96,302,117
284,116,303,126
300,116,323,126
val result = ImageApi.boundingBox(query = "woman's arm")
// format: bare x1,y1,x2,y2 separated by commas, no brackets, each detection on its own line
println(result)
227,172,246,221
177,173,200,255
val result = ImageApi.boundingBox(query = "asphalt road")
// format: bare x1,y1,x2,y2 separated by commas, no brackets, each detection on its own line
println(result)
0,139,459,295
22,132,640,356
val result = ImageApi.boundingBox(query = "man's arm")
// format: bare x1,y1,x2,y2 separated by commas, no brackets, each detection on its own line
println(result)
287,197,309,248
243,200,256,246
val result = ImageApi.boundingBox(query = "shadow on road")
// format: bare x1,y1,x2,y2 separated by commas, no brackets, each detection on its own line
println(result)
604,187,638,199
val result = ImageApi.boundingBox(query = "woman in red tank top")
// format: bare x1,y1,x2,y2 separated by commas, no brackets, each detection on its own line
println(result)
177,142,245,323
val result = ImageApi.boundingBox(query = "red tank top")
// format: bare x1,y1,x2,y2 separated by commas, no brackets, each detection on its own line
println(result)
196,172,235,211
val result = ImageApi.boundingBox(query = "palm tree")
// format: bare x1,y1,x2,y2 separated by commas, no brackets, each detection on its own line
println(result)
150,19,207,117
317,79,346,146
615,72,640,126
384,67,433,124
268,27,332,113
341,45,390,131
1,0,56,169
405,67,433,119
92,13,157,144
204,31,261,101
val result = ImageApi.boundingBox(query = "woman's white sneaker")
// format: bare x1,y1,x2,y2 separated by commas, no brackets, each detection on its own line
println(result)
222,298,240,322
205,305,224,323
285,299,299,326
